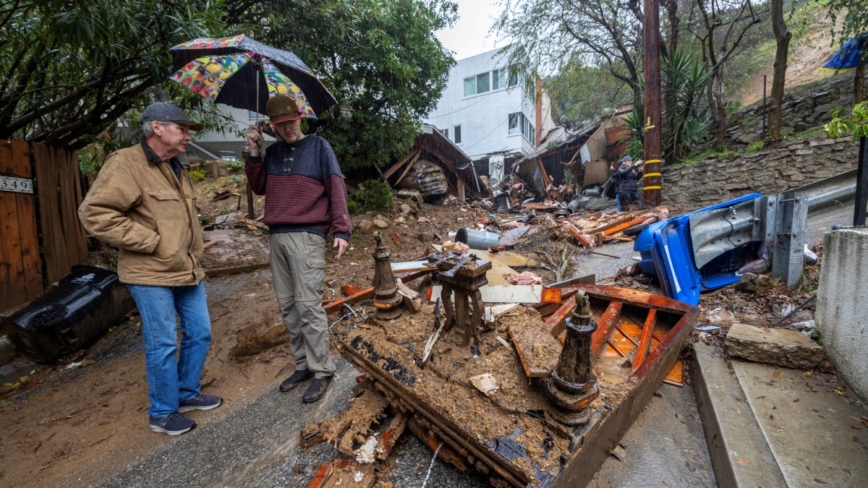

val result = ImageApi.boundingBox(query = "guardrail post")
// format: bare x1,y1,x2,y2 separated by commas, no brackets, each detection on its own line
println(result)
772,191,808,289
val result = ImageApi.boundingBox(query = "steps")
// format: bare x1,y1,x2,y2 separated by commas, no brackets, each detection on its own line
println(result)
692,343,868,487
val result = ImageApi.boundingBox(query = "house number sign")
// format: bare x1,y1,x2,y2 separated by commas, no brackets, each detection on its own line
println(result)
0,175,34,194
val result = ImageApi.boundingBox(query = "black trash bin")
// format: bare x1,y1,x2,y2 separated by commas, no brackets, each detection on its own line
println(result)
1,266,135,363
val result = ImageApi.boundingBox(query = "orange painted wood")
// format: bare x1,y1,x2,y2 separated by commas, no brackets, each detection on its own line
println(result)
544,296,575,338
306,463,334,488
603,216,648,236
632,309,658,372
324,287,373,314
664,359,684,386
591,301,623,358
565,222,593,248
582,213,635,234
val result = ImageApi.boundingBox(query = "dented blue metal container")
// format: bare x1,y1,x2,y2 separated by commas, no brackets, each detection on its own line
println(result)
634,193,763,305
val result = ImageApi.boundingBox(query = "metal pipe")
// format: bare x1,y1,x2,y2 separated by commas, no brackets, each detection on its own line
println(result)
455,228,499,250
762,75,767,136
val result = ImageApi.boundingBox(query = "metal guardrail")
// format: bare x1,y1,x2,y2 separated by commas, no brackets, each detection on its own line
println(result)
792,168,858,214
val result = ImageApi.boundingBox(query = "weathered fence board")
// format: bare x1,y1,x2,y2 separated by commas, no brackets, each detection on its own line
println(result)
1,140,87,311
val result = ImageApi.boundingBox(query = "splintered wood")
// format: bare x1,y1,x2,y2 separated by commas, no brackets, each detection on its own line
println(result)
301,387,390,455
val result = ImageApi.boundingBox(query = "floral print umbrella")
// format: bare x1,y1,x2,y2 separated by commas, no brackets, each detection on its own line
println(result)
169,35,337,117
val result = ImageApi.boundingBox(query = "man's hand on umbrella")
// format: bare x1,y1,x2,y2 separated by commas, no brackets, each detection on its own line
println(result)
333,238,348,261
246,126,263,157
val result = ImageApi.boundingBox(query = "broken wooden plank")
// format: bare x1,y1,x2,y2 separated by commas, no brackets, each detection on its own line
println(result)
507,319,561,378
395,150,422,184
582,213,635,234
664,359,684,386
390,232,404,244
632,309,658,373
565,222,594,248
544,297,576,338
603,216,648,236
591,301,623,358
429,285,561,304
376,413,408,460
383,148,421,180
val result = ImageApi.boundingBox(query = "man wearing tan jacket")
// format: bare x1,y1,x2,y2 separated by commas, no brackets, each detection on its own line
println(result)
79,102,221,436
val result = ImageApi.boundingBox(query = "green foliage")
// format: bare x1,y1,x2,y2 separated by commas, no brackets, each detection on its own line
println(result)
547,58,631,127
725,101,743,115
246,0,457,170
226,159,244,172
229,174,245,185
348,179,394,214
189,169,207,182
0,0,227,149
825,102,868,140
746,140,765,152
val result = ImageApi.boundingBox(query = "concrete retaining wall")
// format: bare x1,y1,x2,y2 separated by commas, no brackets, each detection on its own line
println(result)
816,228,868,402
661,137,860,212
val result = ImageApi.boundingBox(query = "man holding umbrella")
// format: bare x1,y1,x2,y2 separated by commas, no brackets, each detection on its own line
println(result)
79,102,221,435
245,95,352,403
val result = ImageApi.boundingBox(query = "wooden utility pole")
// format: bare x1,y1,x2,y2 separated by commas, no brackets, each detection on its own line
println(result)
643,0,662,207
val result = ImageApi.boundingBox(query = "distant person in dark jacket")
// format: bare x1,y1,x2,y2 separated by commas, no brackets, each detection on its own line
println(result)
245,95,352,403
609,161,623,211
616,155,644,209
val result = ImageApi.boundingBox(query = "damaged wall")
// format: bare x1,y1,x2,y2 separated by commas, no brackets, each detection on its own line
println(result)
816,228,868,403
661,136,860,212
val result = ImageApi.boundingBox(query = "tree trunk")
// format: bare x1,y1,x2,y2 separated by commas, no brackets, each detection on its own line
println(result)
770,0,791,139
711,72,726,147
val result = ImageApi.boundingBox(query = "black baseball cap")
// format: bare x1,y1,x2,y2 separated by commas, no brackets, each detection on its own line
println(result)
619,154,633,163
141,102,203,131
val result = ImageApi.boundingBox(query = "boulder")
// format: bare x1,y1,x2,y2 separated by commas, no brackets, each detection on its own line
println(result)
725,322,824,369
232,323,288,358
400,203,414,215
373,218,389,229
357,219,374,234
734,273,774,294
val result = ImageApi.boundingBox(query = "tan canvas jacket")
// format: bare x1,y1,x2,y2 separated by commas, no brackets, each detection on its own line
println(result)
78,142,204,286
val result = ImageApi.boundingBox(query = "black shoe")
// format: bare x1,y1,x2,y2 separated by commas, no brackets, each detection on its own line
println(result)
178,394,223,413
280,368,314,392
303,377,331,403
149,412,196,435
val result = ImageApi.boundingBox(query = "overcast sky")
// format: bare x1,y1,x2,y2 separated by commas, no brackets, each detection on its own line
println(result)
435,0,505,61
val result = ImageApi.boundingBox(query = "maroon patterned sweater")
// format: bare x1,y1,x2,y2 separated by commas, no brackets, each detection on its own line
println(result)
245,135,351,240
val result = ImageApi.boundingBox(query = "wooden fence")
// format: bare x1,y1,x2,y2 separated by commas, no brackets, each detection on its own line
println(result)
0,140,88,312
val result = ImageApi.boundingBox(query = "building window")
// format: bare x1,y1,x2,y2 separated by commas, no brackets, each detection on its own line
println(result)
453,125,462,144
464,72,491,97
492,68,507,90
443,128,449,139
508,112,534,144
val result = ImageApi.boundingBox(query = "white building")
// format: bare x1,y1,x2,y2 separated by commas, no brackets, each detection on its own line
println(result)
423,48,555,165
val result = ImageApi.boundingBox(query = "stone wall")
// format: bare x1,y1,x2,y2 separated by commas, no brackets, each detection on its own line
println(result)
726,73,856,146
661,136,860,212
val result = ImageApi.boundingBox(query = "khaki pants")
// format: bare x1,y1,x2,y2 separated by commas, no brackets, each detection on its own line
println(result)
269,232,336,378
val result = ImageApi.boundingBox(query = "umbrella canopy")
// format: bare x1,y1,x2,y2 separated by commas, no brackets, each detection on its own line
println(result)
821,34,867,73
170,35,337,116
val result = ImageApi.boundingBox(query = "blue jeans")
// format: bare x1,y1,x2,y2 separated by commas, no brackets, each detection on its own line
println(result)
616,193,622,211
127,281,212,418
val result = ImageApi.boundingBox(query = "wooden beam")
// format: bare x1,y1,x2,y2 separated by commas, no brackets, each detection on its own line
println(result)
382,148,421,180
457,179,465,202
544,296,575,339
591,301,623,359
394,150,422,185
632,309,657,372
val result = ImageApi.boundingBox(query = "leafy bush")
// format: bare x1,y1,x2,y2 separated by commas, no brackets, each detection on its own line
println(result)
229,174,245,185
226,159,244,172
348,179,394,214
189,169,207,182
826,102,868,141
725,100,742,115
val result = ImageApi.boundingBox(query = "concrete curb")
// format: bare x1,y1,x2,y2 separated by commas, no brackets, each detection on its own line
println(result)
691,343,786,488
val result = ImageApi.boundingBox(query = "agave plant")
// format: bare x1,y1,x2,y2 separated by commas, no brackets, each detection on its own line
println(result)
624,49,711,165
